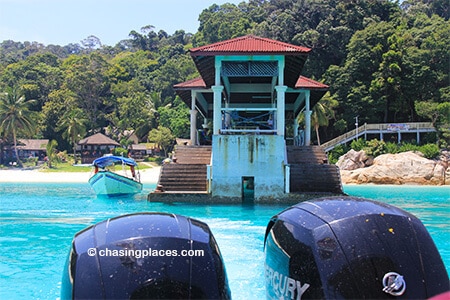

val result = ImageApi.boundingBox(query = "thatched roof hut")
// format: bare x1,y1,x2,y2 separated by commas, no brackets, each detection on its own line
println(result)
78,133,120,163
78,133,120,147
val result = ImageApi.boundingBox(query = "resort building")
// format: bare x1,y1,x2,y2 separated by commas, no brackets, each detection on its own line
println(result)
150,35,342,203
77,133,120,164
1,139,49,164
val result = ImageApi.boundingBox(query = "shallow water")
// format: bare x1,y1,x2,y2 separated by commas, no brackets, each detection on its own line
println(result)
0,183,448,299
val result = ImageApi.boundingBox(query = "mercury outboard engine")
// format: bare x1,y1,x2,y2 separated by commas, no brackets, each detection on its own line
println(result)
61,212,231,299
264,196,449,299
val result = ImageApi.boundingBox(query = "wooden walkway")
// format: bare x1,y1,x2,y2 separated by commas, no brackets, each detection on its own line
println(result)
321,122,436,152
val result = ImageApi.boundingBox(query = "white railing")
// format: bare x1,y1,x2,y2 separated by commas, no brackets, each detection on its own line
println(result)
220,108,277,134
321,122,435,152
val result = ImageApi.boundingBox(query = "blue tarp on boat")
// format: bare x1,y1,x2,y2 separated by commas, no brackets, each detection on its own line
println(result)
92,155,138,168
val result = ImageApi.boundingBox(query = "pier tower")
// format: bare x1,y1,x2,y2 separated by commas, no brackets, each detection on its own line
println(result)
151,35,342,203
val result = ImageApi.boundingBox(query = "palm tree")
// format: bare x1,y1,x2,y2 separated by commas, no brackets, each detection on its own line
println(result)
46,139,58,168
57,108,87,163
0,87,36,167
148,91,163,128
298,92,338,146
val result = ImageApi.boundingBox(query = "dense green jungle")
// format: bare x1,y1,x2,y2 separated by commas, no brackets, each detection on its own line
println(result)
1,0,449,158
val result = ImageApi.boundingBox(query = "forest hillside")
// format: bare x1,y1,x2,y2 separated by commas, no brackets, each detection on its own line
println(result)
0,0,448,154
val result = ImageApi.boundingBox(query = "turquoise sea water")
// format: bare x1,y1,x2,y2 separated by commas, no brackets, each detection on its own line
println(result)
0,182,448,299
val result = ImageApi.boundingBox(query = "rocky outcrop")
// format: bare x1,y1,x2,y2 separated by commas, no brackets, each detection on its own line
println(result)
338,151,448,185
336,149,373,170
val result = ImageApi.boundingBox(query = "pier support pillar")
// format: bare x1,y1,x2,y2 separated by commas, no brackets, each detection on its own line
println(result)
304,90,312,146
212,85,224,135
276,85,288,136
293,120,299,145
190,91,198,145
285,164,290,193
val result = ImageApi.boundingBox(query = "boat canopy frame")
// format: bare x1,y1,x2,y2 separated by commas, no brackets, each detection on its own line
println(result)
92,155,138,169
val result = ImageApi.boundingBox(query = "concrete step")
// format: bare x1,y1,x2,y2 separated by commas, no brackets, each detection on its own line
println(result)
174,146,212,164
290,164,342,193
155,146,211,192
287,146,328,164
157,163,208,192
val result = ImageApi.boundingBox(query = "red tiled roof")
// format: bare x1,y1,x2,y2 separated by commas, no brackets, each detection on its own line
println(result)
173,77,206,89
295,76,329,89
190,35,311,56
174,76,328,90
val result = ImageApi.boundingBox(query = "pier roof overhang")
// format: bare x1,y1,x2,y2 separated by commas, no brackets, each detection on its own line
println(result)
175,35,328,118
189,35,311,88
174,76,328,117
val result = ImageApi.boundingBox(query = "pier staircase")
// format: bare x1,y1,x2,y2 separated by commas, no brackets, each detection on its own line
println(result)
287,146,342,194
156,146,211,192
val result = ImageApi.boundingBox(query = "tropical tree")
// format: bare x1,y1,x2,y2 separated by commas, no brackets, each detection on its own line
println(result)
157,103,190,138
0,53,62,110
61,53,111,128
0,87,36,167
40,88,77,146
128,25,160,51
298,92,338,146
193,3,253,46
81,35,102,51
148,126,174,157
57,107,88,163
312,94,338,145
147,91,167,129
45,139,58,168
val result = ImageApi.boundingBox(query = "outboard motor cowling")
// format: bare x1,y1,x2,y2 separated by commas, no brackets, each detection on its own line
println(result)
264,196,449,299
62,212,231,299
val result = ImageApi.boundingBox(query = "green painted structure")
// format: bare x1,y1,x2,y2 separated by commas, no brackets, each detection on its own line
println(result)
150,35,342,203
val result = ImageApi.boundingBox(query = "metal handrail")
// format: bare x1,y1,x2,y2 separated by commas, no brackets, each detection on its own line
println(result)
221,108,276,134
321,122,435,152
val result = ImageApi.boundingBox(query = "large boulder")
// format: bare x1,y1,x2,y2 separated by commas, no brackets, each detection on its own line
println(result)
339,151,447,185
336,149,373,170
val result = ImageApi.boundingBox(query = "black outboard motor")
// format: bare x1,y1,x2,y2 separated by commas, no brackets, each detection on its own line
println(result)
264,196,449,299
61,212,231,299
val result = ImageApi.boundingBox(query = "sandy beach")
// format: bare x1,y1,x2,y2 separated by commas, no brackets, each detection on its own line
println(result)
0,166,161,184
